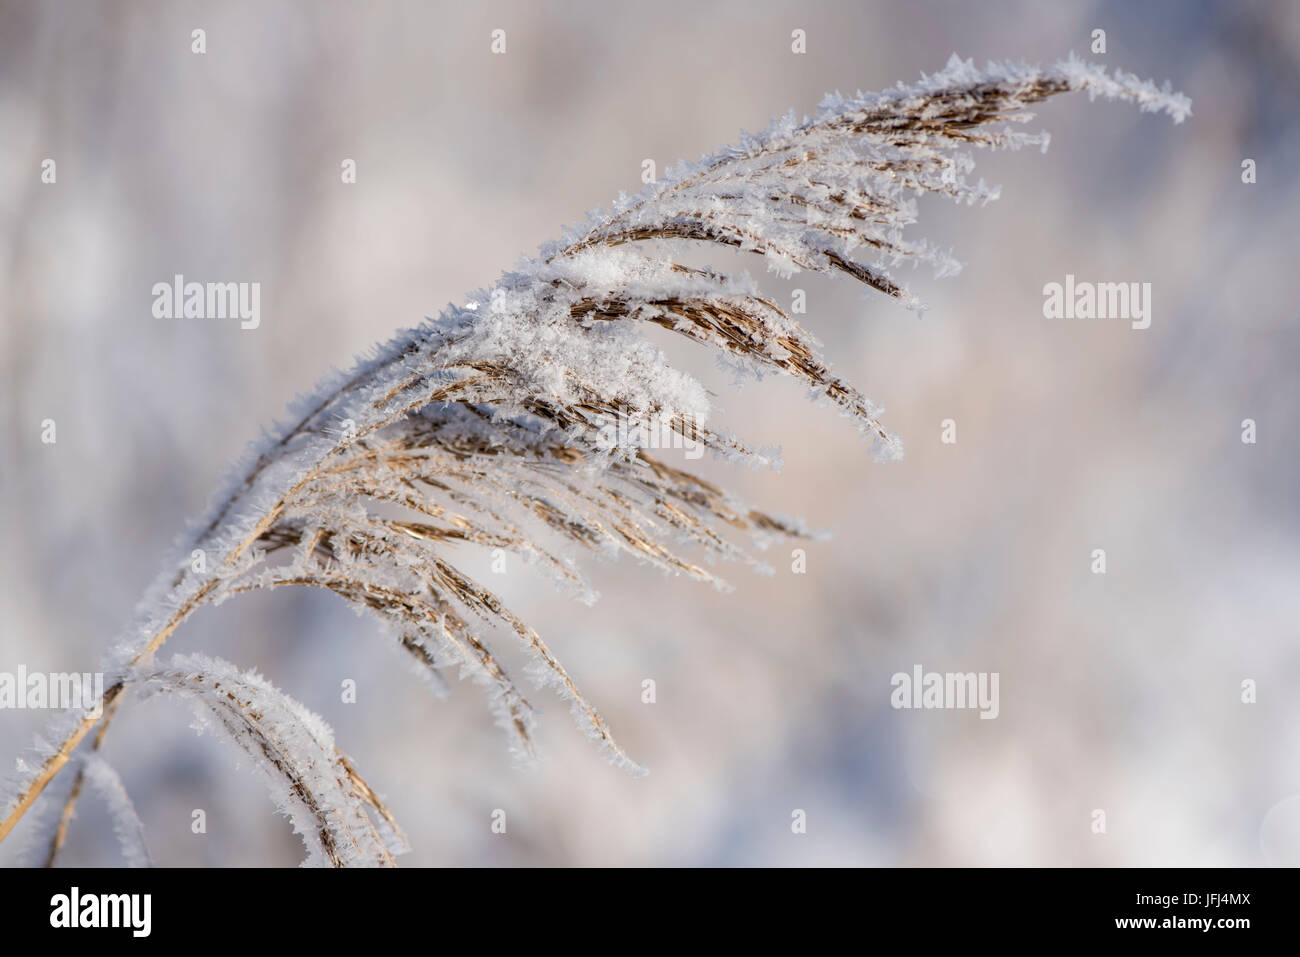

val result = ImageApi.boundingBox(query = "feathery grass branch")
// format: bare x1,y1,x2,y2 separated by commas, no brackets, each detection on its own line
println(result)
1,55,1188,864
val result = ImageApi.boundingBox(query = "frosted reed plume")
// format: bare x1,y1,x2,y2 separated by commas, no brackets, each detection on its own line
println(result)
0,55,1189,866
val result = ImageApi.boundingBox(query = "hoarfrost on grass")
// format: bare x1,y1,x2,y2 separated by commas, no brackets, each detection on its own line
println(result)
0,55,1189,865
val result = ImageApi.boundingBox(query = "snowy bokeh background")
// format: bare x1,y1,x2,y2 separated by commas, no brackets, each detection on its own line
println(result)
2,0,1298,866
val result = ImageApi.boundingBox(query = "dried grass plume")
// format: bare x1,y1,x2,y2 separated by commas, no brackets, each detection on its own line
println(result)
0,55,1189,866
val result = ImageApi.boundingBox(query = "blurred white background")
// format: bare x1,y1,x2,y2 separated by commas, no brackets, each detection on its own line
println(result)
2,0,1298,866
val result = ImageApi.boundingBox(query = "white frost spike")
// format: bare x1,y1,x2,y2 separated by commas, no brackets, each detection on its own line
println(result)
82,755,153,868
136,654,407,867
